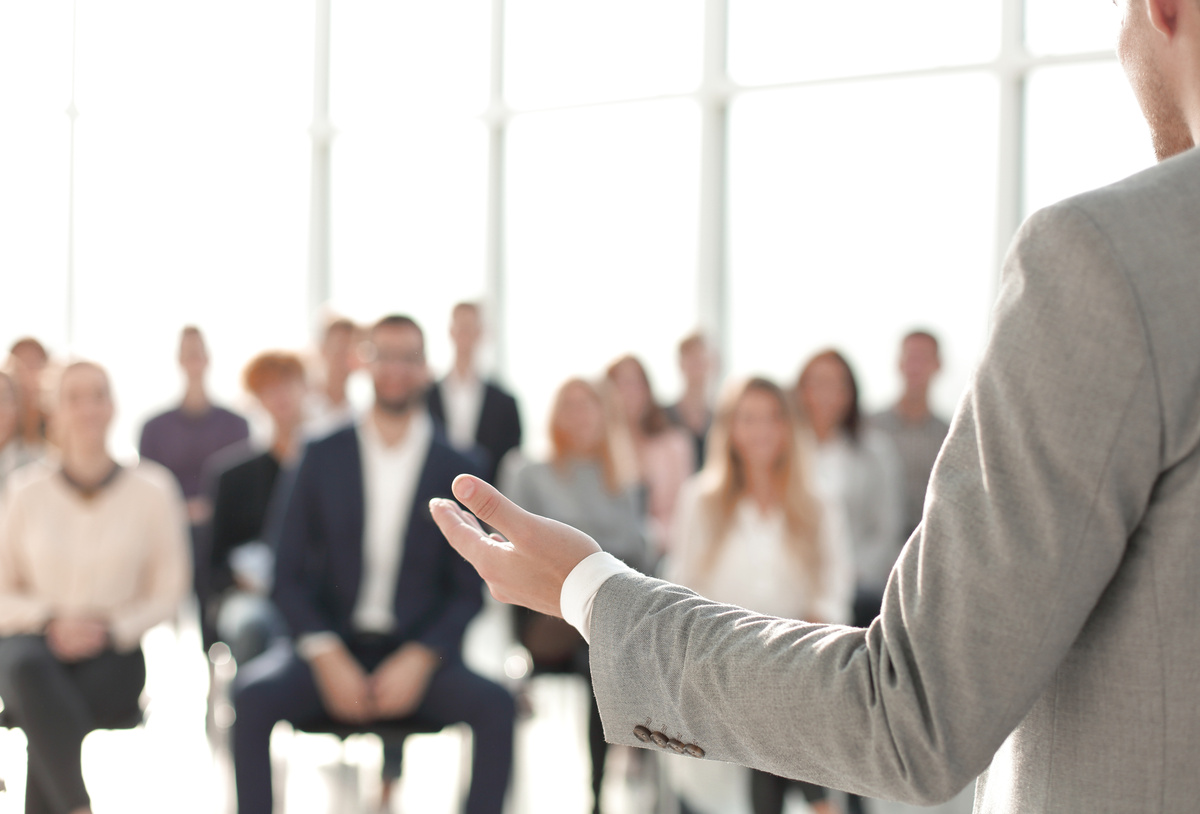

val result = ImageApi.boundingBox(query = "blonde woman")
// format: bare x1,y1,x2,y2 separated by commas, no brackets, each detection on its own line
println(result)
667,377,852,814
0,362,190,814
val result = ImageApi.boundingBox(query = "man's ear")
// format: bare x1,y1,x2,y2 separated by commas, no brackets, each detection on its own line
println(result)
1147,0,1181,38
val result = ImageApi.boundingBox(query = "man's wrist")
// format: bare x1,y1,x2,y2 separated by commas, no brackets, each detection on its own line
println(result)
297,632,343,661
560,551,635,644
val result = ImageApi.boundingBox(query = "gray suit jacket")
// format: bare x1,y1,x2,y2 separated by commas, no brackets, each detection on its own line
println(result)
589,146,1200,812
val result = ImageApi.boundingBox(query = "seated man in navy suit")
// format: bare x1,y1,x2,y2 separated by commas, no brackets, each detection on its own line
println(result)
232,314,514,814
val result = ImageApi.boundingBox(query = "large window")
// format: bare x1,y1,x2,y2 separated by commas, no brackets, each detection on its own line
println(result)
728,74,999,411
329,0,491,372
1,0,1160,454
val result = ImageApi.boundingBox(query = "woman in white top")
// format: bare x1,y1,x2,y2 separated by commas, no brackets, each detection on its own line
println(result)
668,377,852,814
0,361,190,814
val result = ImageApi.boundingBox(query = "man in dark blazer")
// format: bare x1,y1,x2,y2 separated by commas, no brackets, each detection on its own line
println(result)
232,315,514,814
427,302,521,483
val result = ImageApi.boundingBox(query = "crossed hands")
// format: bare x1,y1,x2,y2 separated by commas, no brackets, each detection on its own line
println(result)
310,641,441,724
311,473,602,724
429,474,602,618
45,616,110,662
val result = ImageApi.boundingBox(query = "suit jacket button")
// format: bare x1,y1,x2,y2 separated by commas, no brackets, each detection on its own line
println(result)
684,743,706,758
651,731,669,748
633,726,652,743
667,739,686,753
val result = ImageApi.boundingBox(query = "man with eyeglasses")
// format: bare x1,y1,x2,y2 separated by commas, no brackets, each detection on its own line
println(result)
232,315,514,814
431,0,1200,811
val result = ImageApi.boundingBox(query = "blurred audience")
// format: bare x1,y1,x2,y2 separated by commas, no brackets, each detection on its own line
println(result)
503,377,648,814
204,351,306,666
871,331,951,542
666,377,852,814
0,372,43,493
0,361,190,814
427,302,522,483
305,316,362,439
795,350,902,814
139,326,250,647
666,332,717,470
232,315,513,814
6,338,51,452
605,355,694,555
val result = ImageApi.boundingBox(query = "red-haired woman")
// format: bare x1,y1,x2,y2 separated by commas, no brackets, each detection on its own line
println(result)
205,350,308,665
667,377,852,814
504,377,647,814
605,355,694,556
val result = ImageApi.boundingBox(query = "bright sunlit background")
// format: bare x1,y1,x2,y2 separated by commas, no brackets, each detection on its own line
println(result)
0,0,1154,460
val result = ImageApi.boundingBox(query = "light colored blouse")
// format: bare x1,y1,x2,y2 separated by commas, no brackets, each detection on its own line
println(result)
0,460,191,651
812,426,904,593
668,476,854,625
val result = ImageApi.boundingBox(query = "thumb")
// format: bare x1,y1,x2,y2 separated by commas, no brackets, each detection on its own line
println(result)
451,474,533,542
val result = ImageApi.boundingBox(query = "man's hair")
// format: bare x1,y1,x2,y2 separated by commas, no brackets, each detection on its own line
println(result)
242,351,306,396
903,329,941,354
370,314,424,340
9,337,47,360
322,316,357,340
678,331,708,357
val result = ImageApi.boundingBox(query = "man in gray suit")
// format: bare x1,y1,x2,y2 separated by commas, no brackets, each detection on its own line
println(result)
431,0,1200,810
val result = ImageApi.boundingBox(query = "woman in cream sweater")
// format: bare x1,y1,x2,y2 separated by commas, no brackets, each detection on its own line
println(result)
0,361,190,814
666,376,853,814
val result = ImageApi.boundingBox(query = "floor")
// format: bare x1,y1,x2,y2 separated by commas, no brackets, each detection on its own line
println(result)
0,599,975,814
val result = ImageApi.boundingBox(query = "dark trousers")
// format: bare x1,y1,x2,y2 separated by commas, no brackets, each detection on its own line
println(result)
232,637,515,814
0,635,145,814
846,587,885,814
750,768,828,813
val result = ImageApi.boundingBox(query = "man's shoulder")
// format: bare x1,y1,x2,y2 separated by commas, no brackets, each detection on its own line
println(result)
1047,147,1200,236
483,380,518,405
301,424,359,464
424,435,485,479
141,406,182,432
210,442,270,482
209,405,250,430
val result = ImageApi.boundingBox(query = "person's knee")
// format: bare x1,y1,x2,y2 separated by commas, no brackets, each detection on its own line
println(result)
232,673,281,733
0,637,56,694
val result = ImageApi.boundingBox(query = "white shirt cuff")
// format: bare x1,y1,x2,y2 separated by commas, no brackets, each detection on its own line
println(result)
560,551,634,644
296,632,342,661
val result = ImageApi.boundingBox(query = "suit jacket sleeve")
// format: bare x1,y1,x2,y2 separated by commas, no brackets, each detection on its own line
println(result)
271,447,338,637
493,387,522,465
207,464,239,598
588,201,1162,805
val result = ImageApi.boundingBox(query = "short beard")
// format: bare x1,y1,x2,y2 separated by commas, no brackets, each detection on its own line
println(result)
376,386,427,416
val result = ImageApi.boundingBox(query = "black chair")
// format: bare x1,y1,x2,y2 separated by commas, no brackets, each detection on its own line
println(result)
284,716,468,813
0,702,144,803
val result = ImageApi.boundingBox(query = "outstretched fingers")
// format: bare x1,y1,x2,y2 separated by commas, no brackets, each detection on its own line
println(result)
430,498,511,562
450,474,534,542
